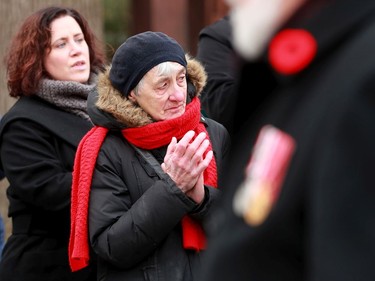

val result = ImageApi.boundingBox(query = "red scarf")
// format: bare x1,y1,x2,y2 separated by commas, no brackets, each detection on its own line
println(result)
69,97,217,271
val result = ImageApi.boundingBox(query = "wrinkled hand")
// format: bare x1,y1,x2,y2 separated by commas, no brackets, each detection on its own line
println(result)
161,130,213,203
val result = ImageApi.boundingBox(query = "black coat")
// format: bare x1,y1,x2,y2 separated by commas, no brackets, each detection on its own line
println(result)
201,0,375,280
196,15,241,135
88,117,229,281
0,96,96,281
85,56,231,281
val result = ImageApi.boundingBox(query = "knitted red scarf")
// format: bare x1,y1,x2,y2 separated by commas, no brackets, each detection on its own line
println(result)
69,97,217,272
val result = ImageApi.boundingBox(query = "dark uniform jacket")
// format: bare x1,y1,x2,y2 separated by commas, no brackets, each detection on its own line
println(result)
201,0,375,280
0,97,96,280
86,57,230,281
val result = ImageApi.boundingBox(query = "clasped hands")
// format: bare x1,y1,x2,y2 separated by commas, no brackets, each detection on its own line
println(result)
161,130,213,204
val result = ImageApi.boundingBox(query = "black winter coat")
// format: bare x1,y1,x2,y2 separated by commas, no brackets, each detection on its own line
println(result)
89,118,229,281
86,57,230,281
201,0,375,280
196,15,241,135
0,97,96,281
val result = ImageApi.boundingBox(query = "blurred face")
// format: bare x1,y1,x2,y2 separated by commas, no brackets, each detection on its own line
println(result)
129,62,187,121
225,0,306,60
44,15,90,83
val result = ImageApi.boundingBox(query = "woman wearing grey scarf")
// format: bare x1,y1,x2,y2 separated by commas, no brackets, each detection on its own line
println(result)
0,6,106,281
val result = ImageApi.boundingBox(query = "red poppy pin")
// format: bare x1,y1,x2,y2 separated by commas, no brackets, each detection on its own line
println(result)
268,29,317,75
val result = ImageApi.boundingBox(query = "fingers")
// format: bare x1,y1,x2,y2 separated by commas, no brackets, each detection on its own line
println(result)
162,130,213,189
163,137,177,166
186,132,212,170
175,131,210,160
174,130,195,158
166,137,177,156
190,136,210,163
200,150,214,168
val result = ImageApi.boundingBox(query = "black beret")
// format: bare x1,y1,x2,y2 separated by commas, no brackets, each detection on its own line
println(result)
109,31,187,97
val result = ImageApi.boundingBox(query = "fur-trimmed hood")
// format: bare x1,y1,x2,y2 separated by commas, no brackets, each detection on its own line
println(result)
87,55,207,129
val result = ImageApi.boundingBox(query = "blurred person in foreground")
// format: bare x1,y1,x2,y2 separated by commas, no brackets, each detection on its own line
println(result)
68,31,230,281
0,6,106,281
200,0,375,280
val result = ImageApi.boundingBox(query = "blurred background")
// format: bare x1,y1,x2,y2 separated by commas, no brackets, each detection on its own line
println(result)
0,0,229,240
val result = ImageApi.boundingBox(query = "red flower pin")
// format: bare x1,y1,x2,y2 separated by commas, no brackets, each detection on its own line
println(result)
268,29,317,75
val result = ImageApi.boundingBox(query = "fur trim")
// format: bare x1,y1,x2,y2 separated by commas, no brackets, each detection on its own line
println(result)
96,55,207,127
186,54,207,97
96,68,152,127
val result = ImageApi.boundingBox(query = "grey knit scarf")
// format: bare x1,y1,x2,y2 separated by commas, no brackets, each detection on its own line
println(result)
36,74,98,121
